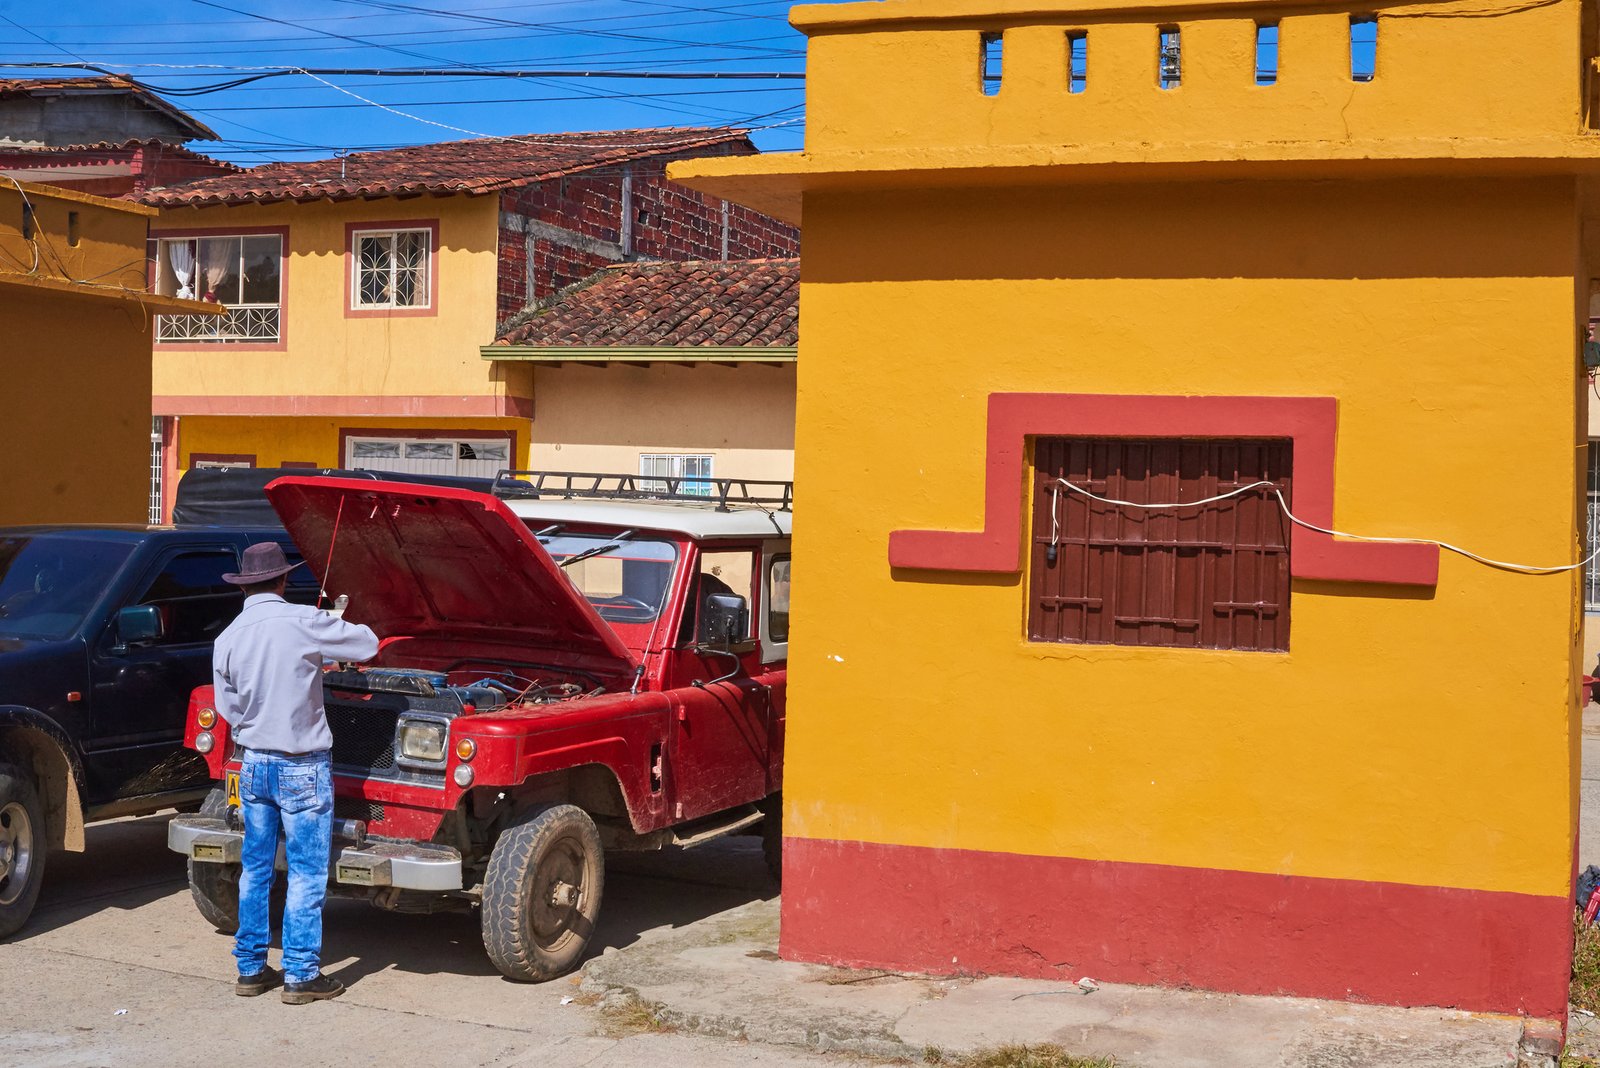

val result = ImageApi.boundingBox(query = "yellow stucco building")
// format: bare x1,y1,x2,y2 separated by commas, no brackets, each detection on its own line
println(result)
675,0,1597,1021
140,129,799,513
1,181,214,525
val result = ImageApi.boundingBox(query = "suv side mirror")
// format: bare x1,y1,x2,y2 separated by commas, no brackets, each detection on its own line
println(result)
698,593,749,648
115,604,164,651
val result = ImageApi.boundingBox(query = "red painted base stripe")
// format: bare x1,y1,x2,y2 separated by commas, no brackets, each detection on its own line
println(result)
780,837,1571,1018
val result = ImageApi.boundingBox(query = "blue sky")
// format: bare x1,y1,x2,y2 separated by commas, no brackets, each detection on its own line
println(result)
0,0,808,165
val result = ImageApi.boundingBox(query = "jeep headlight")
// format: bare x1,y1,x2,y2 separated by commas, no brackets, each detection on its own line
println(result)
397,721,447,764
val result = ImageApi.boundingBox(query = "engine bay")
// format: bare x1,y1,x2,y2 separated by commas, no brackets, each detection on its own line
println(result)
321,665,594,713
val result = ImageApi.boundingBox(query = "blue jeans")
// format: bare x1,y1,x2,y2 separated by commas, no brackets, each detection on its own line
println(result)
235,750,333,984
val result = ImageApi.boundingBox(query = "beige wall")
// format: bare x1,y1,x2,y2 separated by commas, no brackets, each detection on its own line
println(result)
525,363,795,483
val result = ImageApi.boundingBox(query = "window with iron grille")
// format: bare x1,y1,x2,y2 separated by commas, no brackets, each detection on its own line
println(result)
1030,438,1292,652
640,453,714,497
1586,441,1600,612
154,234,282,342
352,228,430,309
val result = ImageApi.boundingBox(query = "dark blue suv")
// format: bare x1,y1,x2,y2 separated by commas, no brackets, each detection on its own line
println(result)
0,525,316,937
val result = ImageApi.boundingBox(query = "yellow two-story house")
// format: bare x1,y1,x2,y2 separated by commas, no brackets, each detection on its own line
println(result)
140,127,798,515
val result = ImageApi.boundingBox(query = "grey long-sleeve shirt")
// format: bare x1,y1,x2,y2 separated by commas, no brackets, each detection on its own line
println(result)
212,593,380,753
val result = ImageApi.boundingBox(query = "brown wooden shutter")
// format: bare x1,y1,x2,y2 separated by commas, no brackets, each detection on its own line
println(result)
1029,438,1292,652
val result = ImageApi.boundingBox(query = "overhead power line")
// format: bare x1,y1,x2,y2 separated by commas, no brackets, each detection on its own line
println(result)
2,62,806,94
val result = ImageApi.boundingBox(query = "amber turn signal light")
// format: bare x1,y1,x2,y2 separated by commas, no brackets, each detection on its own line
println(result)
455,738,477,762
196,707,217,729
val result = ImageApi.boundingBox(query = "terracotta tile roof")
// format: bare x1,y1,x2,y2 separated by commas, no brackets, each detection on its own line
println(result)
493,258,798,348
0,75,217,141
0,138,238,170
138,126,751,207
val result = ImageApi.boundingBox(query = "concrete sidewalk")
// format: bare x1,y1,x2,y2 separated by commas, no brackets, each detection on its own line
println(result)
579,898,1534,1068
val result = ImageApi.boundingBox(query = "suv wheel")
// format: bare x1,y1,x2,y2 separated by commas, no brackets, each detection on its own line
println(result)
187,787,240,933
0,762,46,939
480,803,604,981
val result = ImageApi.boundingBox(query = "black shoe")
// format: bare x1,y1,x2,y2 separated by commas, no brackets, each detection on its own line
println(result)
235,965,281,997
281,973,344,1005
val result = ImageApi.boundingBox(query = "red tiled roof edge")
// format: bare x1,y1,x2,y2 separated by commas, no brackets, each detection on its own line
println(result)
492,258,799,349
0,139,240,171
135,126,751,208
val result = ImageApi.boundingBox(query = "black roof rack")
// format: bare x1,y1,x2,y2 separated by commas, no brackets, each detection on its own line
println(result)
491,470,793,512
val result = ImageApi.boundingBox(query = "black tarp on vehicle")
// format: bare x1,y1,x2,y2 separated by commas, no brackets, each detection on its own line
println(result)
172,467,522,526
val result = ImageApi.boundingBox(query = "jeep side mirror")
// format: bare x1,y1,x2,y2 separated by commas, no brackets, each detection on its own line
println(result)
115,604,164,651
698,592,749,648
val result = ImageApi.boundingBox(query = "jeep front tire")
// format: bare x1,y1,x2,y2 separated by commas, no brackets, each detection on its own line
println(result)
187,787,240,933
0,763,46,938
480,803,604,981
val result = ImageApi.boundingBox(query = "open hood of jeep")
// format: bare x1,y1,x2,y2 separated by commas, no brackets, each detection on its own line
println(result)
265,476,638,680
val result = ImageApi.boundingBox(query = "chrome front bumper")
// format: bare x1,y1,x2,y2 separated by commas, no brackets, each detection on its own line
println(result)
167,816,462,892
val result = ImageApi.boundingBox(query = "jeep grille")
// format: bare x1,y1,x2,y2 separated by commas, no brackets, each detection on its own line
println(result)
326,702,399,773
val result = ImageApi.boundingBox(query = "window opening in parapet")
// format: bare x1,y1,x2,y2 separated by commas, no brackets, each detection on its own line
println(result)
1067,32,1088,93
981,32,1004,95
1350,16,1377,82
1255,23,1279,86
1158,28,1182,89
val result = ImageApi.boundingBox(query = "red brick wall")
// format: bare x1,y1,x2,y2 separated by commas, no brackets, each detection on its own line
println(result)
495,141,800,321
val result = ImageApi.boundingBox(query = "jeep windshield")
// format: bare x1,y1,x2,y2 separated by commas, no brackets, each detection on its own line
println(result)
0,535,135,640
538,534,677,623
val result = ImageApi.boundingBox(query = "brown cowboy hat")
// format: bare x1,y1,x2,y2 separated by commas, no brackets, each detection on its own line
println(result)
222,542,305,585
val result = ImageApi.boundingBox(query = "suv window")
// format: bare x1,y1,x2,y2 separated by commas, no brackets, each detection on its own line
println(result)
767,555,791,644
0,536,135,640
136,550,242,645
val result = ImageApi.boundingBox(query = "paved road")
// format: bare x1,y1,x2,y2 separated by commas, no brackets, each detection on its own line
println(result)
0,815,838,1068
12,725,1600,1068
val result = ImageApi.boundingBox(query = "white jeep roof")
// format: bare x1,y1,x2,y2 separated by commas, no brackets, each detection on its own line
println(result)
504,497,791,539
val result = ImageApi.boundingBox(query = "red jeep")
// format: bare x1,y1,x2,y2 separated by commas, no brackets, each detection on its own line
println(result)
166,472,791,981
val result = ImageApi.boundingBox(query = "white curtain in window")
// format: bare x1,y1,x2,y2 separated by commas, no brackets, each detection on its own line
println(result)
199,237,238,302
165,241,196,300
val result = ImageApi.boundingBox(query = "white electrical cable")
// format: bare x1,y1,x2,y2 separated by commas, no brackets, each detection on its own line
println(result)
1049,477,1600,577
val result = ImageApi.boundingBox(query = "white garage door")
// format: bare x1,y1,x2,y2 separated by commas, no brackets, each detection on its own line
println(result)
346,436,511,479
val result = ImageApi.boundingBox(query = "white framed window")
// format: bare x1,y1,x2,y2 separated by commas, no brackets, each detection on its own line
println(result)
346,436,509,478
352,228,430,309
640,453,714,497
154,234,282,342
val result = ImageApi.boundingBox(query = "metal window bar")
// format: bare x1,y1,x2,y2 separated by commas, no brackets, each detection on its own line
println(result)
492,470,793,512
1587,442,1600,611
157,306,279,343
149,416,164,525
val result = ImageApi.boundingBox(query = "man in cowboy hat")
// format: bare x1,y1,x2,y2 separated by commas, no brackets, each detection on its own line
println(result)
212,541,378,1005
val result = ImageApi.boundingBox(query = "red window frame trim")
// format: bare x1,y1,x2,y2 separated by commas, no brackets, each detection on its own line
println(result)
148,225,289,353
344,219,440,319
887,393,1439,587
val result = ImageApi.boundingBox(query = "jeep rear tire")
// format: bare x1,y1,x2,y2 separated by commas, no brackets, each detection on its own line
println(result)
187,787,240,933
480,803,604,982
0,763,46,939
